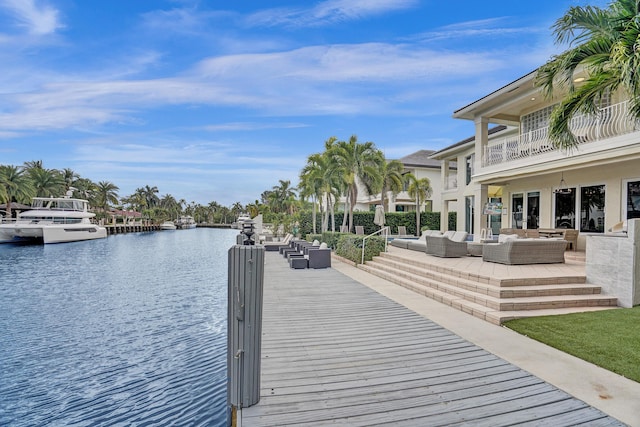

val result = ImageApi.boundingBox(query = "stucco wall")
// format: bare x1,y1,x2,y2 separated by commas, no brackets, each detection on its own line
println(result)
586,219,640,308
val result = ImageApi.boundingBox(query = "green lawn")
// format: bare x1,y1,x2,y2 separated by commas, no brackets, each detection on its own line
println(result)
504,306,640,383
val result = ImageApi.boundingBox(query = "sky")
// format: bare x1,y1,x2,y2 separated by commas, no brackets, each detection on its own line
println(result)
0,0,607,207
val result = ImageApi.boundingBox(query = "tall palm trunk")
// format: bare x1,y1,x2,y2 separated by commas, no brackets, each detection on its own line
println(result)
341,192,349,230
311,196,317,234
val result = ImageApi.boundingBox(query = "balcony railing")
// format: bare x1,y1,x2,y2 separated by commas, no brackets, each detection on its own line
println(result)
483,101,640,167
444,175,457,191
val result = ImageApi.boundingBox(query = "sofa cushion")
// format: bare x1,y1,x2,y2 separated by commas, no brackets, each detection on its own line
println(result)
451,231,468,242
498,233,519,243
443,230,455,239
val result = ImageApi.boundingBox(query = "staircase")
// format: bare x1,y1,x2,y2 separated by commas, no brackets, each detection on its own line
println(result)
360,251,618,325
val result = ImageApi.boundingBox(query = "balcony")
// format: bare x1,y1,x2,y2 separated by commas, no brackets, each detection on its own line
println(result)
483,101,640,167
444,174,457,191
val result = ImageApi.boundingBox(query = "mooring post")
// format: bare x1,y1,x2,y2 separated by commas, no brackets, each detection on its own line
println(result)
227,221,264,426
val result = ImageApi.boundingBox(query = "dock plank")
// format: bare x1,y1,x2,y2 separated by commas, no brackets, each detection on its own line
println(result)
240,252,625,426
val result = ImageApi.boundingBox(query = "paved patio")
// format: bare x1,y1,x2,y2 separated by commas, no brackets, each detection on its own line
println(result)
383,245,586,282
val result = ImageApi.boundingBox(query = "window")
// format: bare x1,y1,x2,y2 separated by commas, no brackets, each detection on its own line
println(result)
580,185,605,232
521,105,555,133
554,190,576,228
626,180,640,220
465,154,474,185
511,193,524,229
465,196,474,234
424,200,433,212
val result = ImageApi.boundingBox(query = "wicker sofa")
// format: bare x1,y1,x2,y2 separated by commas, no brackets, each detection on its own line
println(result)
390,230,443,251
425,231,468,258
482,238,567,265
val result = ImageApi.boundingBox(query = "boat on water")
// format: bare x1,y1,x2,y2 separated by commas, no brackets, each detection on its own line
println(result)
0,191,107,244
176,215,196,229
160,221,177,230
233,214,252,229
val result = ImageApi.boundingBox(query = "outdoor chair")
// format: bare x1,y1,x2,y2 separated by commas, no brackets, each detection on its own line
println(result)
396,226,409,237
340,225,349,233
355,226,365,235
563,229,578,250
263,233,292,251
307,246,331,269
425,231,468,257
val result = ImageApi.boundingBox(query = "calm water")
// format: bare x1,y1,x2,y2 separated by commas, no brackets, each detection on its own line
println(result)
0,228,237,426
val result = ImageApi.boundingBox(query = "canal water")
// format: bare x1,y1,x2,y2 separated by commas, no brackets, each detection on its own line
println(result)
0,228,237,426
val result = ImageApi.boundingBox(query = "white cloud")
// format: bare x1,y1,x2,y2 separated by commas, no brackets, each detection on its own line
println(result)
0,0,63,35
245,0,418,28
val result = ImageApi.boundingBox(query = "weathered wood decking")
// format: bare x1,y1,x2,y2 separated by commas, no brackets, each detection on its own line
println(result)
240,252,624,426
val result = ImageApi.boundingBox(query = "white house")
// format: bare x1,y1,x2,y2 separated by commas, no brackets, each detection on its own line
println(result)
431,69,640,250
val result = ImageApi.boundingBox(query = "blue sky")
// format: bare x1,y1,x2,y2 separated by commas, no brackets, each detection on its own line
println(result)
0,0,605,206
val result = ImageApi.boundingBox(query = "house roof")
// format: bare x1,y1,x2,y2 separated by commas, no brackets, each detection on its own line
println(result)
453,70,537,120
399,149,456,169
430,125,508,159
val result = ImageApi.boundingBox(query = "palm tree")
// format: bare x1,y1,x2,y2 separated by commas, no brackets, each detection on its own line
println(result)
72,177,97,200
94,181,120,215
141,185,160,209
406,174,432,236
379,159,405,212
27,167,66,197
269,180,297,215
231,202,245,219
62,168,80,191
0,165,35,217
160,194,181,220
23,160,44,170
326,135,384,232
299,154,326,234
536,0,640,149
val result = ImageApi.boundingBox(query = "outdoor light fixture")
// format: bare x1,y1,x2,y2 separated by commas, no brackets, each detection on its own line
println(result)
554,173,572,195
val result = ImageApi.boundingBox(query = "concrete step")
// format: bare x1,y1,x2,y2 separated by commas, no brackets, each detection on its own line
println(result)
379,252,587,286
360,254,618,324
370,256,599,298
362,262,616,311
359,263,616,325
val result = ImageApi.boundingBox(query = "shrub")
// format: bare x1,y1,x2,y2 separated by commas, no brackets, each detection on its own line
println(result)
335,235,386,264
448,212,457,231
321,231,350,249
306,233,322,243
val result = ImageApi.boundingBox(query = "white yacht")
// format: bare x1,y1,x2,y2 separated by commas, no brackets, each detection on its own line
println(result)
176,215,196,229
160,221,177,230
233,214,252,229
0,192,107,244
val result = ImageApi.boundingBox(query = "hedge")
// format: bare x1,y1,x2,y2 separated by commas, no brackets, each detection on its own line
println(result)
298,211,455,237
335,235,386,264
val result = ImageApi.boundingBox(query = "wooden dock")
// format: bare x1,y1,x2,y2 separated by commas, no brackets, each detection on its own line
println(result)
240,252,624,426
104,224,159,235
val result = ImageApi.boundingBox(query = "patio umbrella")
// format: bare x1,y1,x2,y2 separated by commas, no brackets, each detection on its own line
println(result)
373,205,385,229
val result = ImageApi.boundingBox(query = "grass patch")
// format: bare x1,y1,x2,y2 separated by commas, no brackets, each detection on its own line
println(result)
504,306,640,383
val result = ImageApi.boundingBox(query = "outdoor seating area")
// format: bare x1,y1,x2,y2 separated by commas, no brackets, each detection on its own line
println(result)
278,239,331,269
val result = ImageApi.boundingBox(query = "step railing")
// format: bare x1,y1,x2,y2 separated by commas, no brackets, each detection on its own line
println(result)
361,226,390,265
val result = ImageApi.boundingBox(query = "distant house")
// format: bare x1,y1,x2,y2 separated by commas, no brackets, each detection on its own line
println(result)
431,69,640,249
109,208,142,224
